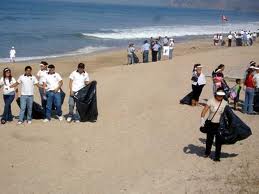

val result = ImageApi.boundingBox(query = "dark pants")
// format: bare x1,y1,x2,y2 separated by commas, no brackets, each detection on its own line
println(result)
143,50,149,63
2,94,15,121
158,47,162,61
192,84,205,101
228,39,232,47
152,51,158,62
205,122,222,160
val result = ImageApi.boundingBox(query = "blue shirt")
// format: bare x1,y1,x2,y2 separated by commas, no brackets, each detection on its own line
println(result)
142,43,150,52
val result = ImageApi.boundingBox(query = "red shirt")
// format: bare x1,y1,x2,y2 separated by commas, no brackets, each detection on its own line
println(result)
245,74,255,88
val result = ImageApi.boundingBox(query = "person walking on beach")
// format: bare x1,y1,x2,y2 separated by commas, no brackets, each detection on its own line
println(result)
67,63,90,123
141,40,150,63
228,32,233,47
42,64,63,122
168,38,175,60
152,41,160,62
127,43,135,65
200,88,228,162
37,61,48,117
191,64,206,106
243,68,256,114
10,66,40,124
0,68,17,124
9,46,16,63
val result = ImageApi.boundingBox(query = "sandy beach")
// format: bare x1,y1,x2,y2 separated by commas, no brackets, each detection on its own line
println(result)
0,39,259,193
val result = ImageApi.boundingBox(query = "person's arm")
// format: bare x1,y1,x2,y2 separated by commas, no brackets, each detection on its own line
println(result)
10,82,19,88
69,79,74,96
201,105,209,126
55,80,63,93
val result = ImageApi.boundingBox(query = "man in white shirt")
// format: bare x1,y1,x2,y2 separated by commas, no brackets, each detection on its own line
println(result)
11,66,40,124
228,33,233,47
42,64,63,122
9,46,16,63
67,63,90,122
152,41,160,62
36,61,48,116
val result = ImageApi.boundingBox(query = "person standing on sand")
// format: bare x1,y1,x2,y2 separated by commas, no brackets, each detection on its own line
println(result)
191,64,206,106
42,64,63,122
152,41,160,62
0,68,17,124
228,32,233,47
67,63,90,123
37,61,48,118
141,40,150,63
168,38,175,60
201,88,228,162
127,43,135,65
9,46,16,63
157,37,163,61
10,66,41,125
243,68,256,114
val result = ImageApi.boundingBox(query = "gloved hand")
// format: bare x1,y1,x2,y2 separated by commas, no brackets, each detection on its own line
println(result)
200,117,205,127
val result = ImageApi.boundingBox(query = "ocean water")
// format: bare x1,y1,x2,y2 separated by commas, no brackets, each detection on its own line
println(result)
1,0,259,62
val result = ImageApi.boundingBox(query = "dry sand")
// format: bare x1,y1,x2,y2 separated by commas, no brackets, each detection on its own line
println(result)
0,40,259,194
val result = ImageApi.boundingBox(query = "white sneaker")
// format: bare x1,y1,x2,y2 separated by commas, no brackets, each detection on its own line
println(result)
66,117,72,122
27,121,32,124
58,116,63,121
75,120,80,123
43,119,49,123
17,121,23,125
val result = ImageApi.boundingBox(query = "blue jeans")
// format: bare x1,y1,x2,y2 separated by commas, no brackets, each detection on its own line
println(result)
2,94,15,121
169,49,173,60
39,87,47,118
158,47,162,61
143,50,149,63
243,87,255,113
128,54,134,64
46,91,62,120
19,95,33,122
68,96,80,120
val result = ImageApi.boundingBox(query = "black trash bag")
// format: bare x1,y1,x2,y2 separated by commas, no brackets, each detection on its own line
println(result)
133,53,139,63
52,90,66,110
16,97,45,120
218,106,252,145
74,81,98,122
180,92,193,105
254,90,259,112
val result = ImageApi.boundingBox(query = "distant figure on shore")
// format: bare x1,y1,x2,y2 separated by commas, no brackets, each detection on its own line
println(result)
127,43,136,65
228,32,233,47
168,38,175,60
152,41,160,62
243,67,256,114
9,46,16,63
141,40,150,63
213,34,219,46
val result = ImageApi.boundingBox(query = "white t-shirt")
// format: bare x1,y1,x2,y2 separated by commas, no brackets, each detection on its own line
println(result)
17,75,38,95
207,98,228,123
10,49,16,58
192,72,206,86
228,34,233,40
69,70,90,92
42,72,62,92
37,70,48,85
0,77,16,95
254,73,259,88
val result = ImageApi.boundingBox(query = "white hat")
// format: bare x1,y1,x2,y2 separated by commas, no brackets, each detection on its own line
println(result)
196,65,203,68
254,66,259,70
216,91,226,96
39,63,45,66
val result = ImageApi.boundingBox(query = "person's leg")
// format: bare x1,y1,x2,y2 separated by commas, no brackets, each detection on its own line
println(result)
196,85,204,103
154,51,158,62
18,95,27,122
2,95,9,122
205,133,214,156
243,89,249,113
128,55,132,65
7,95,15,121
169,49,172,60
248,88,255,114
146,51,149,63
191,84,199,106
46,92,54,120
54,92,62,117
152,51,155,62
39,87,47,117
215,134,222,161
158,48,161,61
68,96,75,118
26,96,33,121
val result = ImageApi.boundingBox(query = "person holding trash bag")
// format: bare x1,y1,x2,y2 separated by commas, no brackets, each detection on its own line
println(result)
200,88,228,162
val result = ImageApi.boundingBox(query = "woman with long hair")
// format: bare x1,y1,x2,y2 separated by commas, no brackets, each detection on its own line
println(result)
0,68,17,124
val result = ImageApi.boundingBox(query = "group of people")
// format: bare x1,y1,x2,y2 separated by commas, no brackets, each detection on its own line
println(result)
213,30,258,47
0,62,90,125
127,36,175,65
189,61,259,161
